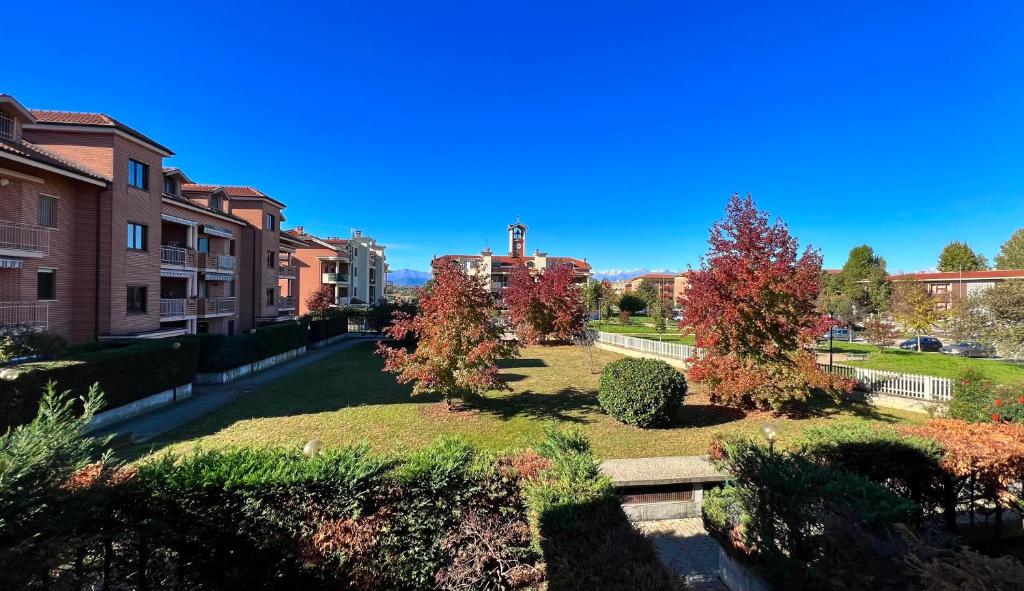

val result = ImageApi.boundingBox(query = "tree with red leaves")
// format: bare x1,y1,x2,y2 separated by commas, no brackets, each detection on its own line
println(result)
305,284,335,320
683,194,853,410
378,262,517,408
503,263,588,344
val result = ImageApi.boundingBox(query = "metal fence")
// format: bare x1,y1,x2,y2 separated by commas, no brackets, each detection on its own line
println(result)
591,330,952,403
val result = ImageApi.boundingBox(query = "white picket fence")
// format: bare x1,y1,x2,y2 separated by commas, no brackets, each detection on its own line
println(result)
591,330,953,403
816,363,953,403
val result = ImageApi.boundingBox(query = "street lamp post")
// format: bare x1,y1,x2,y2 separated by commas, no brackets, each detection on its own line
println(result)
826,305,836,371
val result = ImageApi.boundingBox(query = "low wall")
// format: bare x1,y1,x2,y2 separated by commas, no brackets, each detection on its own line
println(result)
85,383,192,432
719,548,771,591
307,333,352,349
194,346,307,384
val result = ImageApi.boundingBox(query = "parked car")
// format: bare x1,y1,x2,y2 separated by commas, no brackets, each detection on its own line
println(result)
821,327,852,341
939,341,995,358
898,337,943,352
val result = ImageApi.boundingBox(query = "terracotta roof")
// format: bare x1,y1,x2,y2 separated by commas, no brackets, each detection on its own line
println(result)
181,183,221,193
548,257,592,271
162,193,246,225
325,237,349,246
0,138,110,183
30,109,173,155
221,186,267,198
629,272,674,281
889,270,1024,281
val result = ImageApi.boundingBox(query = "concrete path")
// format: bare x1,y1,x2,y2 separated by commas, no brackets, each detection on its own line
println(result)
95,336,380,443
636,518,726,591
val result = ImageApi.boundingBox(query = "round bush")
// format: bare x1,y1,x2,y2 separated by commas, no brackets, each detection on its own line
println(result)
598,358,687,427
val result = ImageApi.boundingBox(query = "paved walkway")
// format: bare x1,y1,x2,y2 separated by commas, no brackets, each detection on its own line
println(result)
95,336,380,443
636,518,726,591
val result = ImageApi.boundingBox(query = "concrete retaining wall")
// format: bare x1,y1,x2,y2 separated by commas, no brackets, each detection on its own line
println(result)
307,333,352,349
85,383,192,432
719,548,771,591
194,346,308,384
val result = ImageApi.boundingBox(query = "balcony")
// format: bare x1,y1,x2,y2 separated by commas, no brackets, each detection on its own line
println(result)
278,263,297,279
0,221,49,257
199,253,236,272
160,246,198,268
159,298,197,319
197,297,236,317
321,272,349,284
0,301,48,331
278,295,296,310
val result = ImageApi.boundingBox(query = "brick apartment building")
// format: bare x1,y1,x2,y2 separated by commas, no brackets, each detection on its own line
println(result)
432,221,592,292
286,227,388,315
623,272,689,308
888,269,1024,311
0,93,324,343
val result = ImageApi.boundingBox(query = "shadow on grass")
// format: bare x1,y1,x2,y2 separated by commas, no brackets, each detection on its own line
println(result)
474,388,599,424
781,393,905,423
675,404,747,428
498,357,549,369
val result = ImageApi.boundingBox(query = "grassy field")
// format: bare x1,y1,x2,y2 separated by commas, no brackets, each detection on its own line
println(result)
814,341,1024,385
128,342,923,461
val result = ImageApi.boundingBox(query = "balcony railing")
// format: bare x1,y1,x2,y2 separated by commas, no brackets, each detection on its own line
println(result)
160,246,198,267
197,297,236,316
0,221,49,256
321,272,349,283
0,301,48,330
159,298,197,318
199,253,236,271
278,296,296,310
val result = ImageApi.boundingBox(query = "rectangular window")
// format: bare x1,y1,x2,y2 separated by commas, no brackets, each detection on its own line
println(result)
163,177,177,195
266,250,275,268
127,286,147,313
0,111,14,141
266,288,275,306
128,159,149,190
127,222,148,251
37,269,56,300
265,213,275,230
228,240,235,256
228,280,236,297
197,237,210,253
38,195,57,228
210,194,222,211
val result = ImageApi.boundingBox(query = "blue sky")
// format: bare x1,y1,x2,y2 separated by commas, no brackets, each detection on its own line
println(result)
6,1,1023,273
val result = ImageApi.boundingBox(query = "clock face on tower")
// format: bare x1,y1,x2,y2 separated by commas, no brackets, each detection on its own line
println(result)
509,222,527,258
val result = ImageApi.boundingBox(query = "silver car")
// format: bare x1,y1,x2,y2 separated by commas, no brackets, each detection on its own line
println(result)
939,341,994,358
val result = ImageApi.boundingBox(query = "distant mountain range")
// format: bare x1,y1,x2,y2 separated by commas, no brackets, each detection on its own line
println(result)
591,268,679,282
389,267,682,287
389,269,432,287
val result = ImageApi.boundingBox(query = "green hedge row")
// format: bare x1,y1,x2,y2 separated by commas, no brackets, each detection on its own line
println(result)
196,321,308,373
306,316,348,343
0,338,199,431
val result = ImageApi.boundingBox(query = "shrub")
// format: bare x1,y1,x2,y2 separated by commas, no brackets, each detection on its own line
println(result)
706,436,921,587
598,357,687,427
0,327,68,363
196,322,308,372
948,367,995,423
0,338,198,430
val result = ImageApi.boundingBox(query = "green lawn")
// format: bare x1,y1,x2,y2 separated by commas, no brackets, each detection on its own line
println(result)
128,342,923,462
814,341,1024,385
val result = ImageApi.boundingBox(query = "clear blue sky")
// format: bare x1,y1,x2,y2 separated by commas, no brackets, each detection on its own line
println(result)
7,1,1023,273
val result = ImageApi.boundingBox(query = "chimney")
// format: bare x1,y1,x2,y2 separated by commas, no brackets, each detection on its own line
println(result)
295,226,304,234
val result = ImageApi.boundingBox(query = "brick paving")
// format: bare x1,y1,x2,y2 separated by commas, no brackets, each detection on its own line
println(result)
636,518,727,591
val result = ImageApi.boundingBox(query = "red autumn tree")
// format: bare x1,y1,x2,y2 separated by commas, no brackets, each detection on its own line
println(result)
305,284,335,320
682,194,853,410
503,263,588,344
378,262,517,408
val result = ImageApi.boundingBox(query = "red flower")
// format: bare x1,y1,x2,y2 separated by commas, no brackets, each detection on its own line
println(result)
992,413,1002,422
1018,396,1024,405
995,399,1004,407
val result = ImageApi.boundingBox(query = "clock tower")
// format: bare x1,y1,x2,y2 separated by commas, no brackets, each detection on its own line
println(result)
508,220,527,258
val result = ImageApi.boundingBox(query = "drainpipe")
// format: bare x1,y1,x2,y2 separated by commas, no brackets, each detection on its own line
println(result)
94,187,103,340
251,226,257,328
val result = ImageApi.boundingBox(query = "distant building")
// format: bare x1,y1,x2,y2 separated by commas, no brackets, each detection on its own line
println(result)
888,269,1024,311
432,221,591,292
624,272,689,308
286,227,388,313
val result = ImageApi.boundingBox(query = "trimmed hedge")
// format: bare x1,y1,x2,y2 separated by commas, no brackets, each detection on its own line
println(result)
598,357,687,427
196,322,308,373
0,338,198,430
306,316,348,344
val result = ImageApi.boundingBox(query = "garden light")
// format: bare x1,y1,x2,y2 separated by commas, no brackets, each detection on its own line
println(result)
761,422,777,453
303,439,324,457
